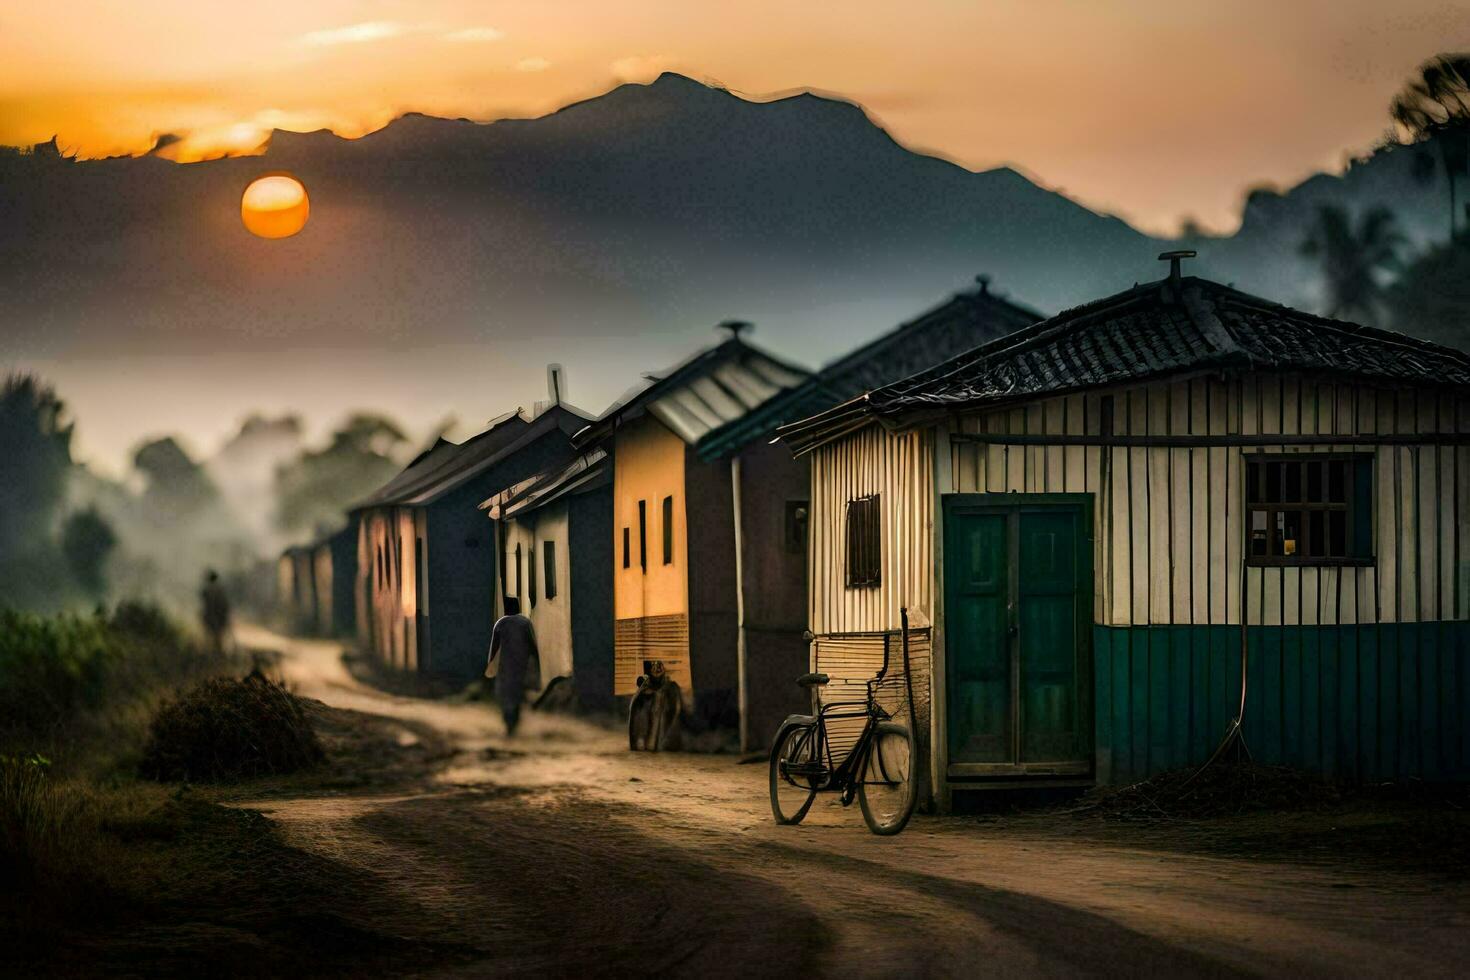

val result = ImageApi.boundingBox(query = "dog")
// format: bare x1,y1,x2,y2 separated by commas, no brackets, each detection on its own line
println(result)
628,660,682,751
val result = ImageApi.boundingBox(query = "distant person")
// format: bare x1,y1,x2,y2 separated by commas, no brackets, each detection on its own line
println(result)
200,569,231,655
485,597,539,736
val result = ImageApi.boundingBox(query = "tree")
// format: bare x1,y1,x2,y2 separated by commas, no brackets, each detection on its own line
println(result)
61,508,118,601
1298,205,1404,322
274,414,407,537
1391,53,1470,238
0,374,73,554
1387,232,1470,349
133,436,221,524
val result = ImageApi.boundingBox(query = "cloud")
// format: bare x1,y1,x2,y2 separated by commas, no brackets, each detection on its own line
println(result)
444,27,504,43
516,57,552,72
611,55,674,83
297,21,405,47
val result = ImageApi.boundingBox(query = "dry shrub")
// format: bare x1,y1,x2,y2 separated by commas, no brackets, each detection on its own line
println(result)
140,670,323,782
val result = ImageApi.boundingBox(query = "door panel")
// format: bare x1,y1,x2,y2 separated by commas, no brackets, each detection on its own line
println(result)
945,497,1091,774
946,512,1010,764
1018,511,1080,763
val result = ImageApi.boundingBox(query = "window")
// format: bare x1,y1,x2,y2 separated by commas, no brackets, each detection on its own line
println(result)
638,499,648,571
514,543,523,598
662,495,674,565
622,528,630,569
1245,455,1373,565
528,547,538,608
544,541,557,599
784,500,809,554
376,545,384,588
846,494,881,587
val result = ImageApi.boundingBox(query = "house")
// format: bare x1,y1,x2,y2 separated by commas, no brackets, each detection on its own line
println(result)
780,253,1470,809
693,278,1041,749
276,544,316,632
352,401,590,679
573,324,811,733
481,447,615,713
308,520,358,637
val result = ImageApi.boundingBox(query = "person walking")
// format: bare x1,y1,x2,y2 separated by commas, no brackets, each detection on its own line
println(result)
200,569,231,656
485,596,539,735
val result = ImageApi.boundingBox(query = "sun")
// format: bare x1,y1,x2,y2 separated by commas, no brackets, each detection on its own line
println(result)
241,174,310,239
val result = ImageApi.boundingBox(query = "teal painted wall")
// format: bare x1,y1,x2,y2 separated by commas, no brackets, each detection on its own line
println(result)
1094,624,1470,784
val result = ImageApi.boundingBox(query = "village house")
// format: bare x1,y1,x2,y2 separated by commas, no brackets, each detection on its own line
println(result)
481,447,615,713
308,520,358,637
351,401,590,679
693,280,1041,749
572,325,811,734
276,544,317,633
780,253,1470,809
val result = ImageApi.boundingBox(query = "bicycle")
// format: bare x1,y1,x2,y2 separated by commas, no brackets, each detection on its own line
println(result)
768,623,918,836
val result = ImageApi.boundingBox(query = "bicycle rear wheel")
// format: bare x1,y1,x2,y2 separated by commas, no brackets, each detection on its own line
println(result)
858,721,917,836
769,723,821,825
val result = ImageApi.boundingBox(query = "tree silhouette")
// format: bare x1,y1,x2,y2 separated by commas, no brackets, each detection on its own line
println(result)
0,374,73,555
1387,231,1470,349
1299,205,1404,323
1391,53,1470,238
274,414,407,537
61,507,118,601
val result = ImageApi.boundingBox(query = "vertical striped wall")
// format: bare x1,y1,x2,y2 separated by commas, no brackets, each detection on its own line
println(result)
808,426,934,635
949,375,1470,628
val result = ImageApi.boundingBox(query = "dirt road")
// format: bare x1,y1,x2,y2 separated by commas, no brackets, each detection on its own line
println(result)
236,625,1470,978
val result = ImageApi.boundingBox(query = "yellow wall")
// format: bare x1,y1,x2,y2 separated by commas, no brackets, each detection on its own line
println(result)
613,415,688,621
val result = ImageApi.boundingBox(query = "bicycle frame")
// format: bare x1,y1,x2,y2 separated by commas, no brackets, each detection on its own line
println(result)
778,643,897,795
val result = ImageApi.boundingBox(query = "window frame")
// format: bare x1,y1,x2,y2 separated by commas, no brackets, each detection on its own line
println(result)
638,499,648,572
845,493,882,588
1243,452,1375,568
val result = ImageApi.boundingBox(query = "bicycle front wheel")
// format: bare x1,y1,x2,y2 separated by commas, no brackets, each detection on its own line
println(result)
858,721,917,836
770,723,821,825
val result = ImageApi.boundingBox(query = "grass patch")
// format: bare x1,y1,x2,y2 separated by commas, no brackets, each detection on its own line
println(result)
140,670,324,782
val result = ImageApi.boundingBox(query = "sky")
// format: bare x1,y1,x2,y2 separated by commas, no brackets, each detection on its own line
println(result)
4,1,1468,236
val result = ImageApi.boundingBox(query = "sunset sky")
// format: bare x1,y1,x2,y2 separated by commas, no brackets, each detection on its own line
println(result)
4,1,1467,235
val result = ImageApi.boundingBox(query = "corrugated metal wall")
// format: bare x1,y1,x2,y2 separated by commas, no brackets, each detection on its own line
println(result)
949,374,1470,628
808,426,934,635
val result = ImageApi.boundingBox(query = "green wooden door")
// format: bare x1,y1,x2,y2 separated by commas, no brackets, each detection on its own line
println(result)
944,496,1092,775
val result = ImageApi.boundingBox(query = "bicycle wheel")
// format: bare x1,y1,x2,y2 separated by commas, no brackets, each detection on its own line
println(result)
858,721,917,836
769,723,821,825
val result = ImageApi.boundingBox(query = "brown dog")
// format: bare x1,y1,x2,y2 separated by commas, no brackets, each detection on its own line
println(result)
628,661,682,751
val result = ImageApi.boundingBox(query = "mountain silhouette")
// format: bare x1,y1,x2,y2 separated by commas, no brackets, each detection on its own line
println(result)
0,73,1455,462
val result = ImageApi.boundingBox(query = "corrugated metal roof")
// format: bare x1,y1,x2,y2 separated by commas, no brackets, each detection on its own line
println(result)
695,284,1043,460
479,448,610,519
779,275,1470,455
574,336,811,448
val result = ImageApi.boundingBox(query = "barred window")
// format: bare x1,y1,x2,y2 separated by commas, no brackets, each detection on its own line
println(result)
846,494,881,587
1245,454,1373,566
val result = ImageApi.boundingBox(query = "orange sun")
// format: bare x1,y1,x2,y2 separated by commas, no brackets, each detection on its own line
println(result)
241,174,310,239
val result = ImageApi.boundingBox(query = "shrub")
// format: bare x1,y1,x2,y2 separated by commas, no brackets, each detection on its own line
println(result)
140,671,323,782
0,610,112,734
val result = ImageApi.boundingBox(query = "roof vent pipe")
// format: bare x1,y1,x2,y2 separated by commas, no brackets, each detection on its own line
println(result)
975,274,992,296
1158,249,1197,282
718,319,753,341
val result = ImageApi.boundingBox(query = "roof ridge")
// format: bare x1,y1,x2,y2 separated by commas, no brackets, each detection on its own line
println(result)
1181,281,1247,359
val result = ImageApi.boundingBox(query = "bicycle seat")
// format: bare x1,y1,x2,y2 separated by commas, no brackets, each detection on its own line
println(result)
795,672,830,688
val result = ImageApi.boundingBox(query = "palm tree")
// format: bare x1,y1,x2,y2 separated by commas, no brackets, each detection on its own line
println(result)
1299,205,1404,322
1391,53,1470,239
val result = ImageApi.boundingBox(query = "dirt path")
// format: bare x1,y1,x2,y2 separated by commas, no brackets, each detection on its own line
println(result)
237,625,1470,978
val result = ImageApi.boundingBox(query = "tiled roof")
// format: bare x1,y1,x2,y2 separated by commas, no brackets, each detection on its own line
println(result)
779,275,1470,454
574,336,811,448
694,283,1042,460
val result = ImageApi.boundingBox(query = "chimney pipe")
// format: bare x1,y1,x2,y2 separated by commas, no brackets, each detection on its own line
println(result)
1158,249,1197,283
